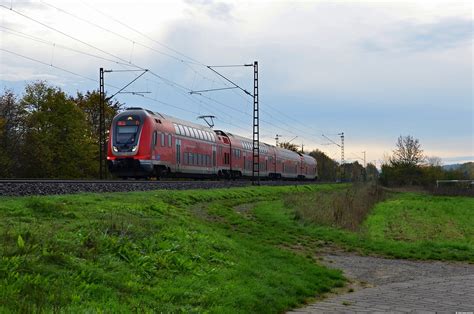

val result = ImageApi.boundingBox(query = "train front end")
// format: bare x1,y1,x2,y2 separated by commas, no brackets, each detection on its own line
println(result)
107,108,153,178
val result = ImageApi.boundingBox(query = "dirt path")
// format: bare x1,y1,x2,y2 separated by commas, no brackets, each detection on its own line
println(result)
289,253,474,313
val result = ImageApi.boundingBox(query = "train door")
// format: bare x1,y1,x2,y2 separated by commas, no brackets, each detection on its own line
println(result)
212,145,217,174
176,139,181,172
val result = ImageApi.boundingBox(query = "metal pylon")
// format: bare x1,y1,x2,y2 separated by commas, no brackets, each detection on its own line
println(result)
252,61,259,185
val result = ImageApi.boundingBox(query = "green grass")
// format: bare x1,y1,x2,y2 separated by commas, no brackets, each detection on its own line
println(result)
285,188,474,261
1,184,473,312
365,193,474,243
0,185,344,313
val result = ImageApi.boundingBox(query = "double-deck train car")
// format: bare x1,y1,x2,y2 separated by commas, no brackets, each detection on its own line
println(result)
107,108,318,180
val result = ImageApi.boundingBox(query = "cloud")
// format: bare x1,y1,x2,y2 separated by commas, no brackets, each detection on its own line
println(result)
360,18,473,53
183,0,234,21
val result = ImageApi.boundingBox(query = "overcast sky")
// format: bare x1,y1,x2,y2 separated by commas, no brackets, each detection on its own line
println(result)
1,0,472,165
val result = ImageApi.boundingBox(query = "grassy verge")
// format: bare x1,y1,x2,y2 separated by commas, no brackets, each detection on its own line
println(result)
0,185,345,313
285,185,474,261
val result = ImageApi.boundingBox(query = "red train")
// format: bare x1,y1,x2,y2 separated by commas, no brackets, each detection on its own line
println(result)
107,108,317,180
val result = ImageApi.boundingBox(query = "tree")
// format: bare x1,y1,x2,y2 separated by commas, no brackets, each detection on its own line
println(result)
20,81,97,178
366,162,379,181
380,135,427,186
73,90,123,177
309,149,338,181
425,156,442,167
390,135,424,167
0,89,27,177
74,90,122,143
278,141,299,152
342,161,364,182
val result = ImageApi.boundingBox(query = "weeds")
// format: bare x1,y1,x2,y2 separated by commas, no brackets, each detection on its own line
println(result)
286,183,387,230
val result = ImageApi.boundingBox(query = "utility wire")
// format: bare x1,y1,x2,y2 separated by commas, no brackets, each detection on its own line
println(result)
1,48,99,84
2,3,334,151
0,5,143,70
0,26,137,68
79,0,203,66
33,1,330,144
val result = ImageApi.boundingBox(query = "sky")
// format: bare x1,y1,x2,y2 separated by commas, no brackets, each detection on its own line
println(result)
0,0,472,166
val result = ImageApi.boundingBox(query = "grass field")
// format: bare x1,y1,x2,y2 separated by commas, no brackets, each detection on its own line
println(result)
0,185,345,313
1,184,473,312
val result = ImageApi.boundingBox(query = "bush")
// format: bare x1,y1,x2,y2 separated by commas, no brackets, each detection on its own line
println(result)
285,183,387,231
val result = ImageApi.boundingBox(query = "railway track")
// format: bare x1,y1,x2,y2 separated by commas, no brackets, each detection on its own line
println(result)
0,179,318,197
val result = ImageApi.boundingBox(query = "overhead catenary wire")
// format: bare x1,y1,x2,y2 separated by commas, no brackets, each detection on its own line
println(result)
2,2,338,155
0,26,140,68
79,0,204,66
41,1,336,144
0,4,143,70
61,0,334,141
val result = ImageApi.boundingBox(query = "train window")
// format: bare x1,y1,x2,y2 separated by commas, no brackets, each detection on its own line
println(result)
173,123,180,135
189,153,193,165
161,133,165,147
178,124,184,135
168,134,172,147
199,154,203,166
206,155,210,166
153,131,157,146
183,152,188,165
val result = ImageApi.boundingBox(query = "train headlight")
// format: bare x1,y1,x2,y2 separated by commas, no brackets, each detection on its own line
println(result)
113,146,118,152
131,145,138,152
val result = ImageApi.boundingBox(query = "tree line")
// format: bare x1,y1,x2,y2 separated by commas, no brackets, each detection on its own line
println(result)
280,135,471,186
0,81,121,178
379,135,472,186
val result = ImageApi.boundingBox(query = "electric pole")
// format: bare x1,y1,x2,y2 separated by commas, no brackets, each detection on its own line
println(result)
339,132,344,165
190,61,259,185
322,132,345,181
252,61,259,185
99,68,105,179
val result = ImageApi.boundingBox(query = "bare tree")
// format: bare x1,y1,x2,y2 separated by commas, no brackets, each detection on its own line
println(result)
425,156,443,167
278,141,299,152
390,135,424,167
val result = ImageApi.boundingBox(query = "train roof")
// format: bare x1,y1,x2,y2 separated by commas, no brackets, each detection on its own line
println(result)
302,154,316,165
124,107,214,132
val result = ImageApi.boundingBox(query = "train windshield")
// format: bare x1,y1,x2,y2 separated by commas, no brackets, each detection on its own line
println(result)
116,118,140,144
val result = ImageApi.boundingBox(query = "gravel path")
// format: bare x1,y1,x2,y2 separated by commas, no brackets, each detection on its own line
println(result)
289,253,474,313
